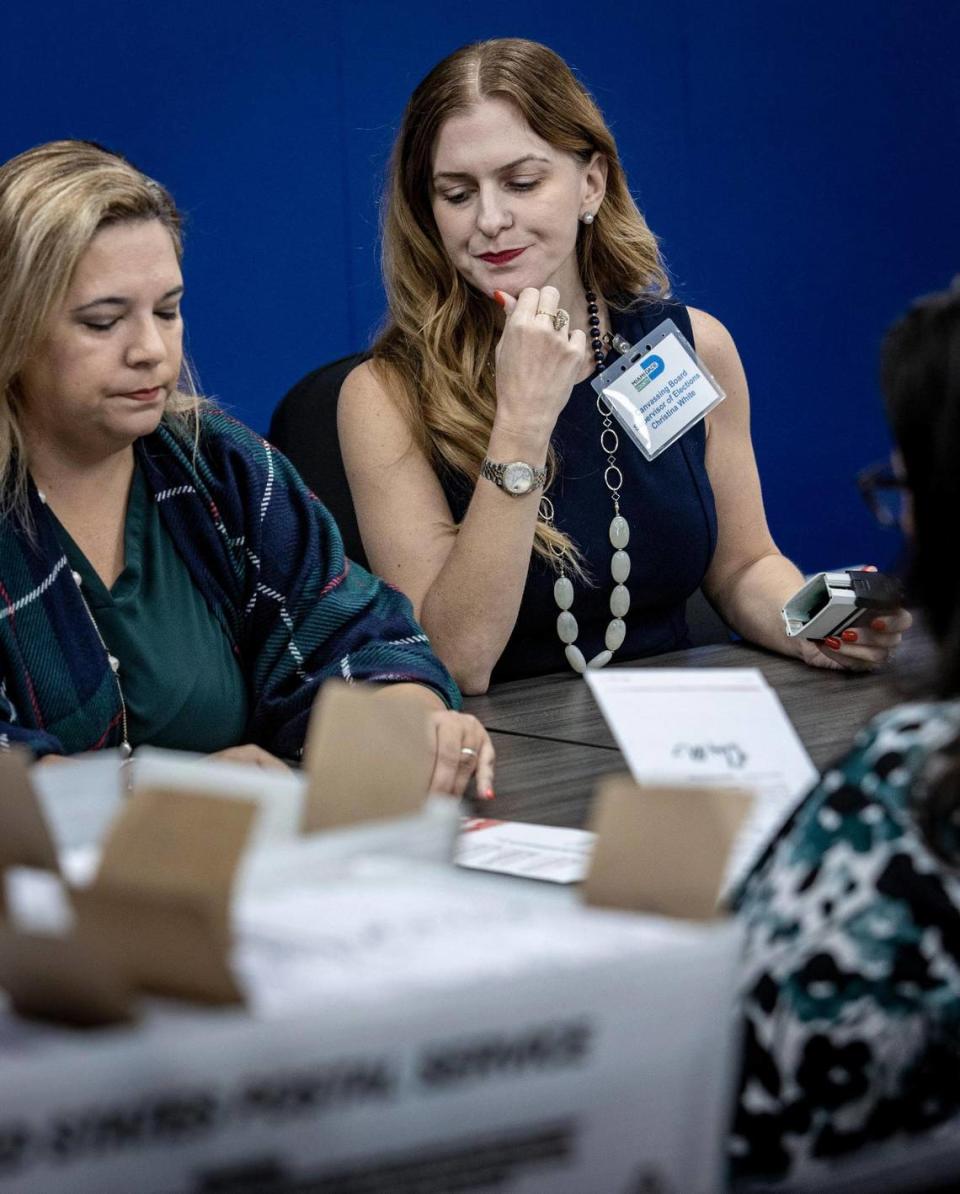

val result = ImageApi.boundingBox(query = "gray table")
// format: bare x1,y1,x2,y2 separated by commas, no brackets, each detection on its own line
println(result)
464,639,933,828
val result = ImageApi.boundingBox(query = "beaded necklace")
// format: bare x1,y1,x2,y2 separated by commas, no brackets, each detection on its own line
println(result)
545,290,631,674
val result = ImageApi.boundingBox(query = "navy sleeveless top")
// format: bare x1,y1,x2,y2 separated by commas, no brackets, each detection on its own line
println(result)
440,300,718,682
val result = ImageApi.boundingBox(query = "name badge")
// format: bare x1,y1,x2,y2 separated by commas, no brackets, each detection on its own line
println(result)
591,318,725,461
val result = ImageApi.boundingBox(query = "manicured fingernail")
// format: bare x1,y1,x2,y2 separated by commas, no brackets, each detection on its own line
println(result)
492,290,506,308
824,636,842,650
871,618,887,632
841,629,859,643
480,787,495,800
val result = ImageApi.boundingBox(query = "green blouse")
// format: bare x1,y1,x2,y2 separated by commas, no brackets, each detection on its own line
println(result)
52,464,249,753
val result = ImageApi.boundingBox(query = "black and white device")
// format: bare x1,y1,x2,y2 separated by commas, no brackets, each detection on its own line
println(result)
782,569,903,640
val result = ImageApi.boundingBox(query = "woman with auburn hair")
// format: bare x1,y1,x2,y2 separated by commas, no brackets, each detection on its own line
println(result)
0,140,493,794
731,286,960,1185
339,38,909,692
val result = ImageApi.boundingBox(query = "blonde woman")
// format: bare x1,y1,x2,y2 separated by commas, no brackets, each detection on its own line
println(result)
0,140,493,794
339,38,909,692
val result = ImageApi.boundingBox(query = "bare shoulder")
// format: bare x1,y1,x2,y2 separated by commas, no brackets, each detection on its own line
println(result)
687,307,742,373
687,307,751,432
338,358,415,460
339,358,404,419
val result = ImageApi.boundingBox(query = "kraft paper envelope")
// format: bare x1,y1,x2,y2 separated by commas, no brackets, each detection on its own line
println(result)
302,681,433,833
97,786,254,921
583,777,753,921
0,751,61,890
73,787,255,1003
71,886,244,1005
0,926,135,1027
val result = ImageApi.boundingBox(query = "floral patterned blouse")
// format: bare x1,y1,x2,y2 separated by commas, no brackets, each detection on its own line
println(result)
731,699,960,1186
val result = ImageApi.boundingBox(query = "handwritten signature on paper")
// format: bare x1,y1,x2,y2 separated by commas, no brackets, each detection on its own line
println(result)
671,741,748,769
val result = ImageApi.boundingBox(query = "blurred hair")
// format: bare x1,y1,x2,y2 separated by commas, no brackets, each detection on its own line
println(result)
881,283,960,862
373,38,669,568
881,284,960,695
0,139,202,524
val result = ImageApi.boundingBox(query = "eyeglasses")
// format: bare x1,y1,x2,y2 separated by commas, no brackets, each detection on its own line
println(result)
856,459,908,528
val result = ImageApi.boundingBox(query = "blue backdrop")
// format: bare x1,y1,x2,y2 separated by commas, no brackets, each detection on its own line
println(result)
4,1,958,573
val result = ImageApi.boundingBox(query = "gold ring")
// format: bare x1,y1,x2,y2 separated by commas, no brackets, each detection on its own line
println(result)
535,308,569,333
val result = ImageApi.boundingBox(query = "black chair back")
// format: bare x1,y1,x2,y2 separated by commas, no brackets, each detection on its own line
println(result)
269,353,369,568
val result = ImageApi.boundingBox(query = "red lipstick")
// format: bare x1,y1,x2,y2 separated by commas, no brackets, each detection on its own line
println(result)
477,247,526,266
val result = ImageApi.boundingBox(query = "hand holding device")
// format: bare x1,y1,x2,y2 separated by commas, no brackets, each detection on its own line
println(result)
782,569,904,641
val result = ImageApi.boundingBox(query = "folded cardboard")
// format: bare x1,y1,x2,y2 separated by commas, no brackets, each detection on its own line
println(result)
0,924,134,1027
302,680,433,831
0,751,61,915
583,776,753,919
0,680,434,1024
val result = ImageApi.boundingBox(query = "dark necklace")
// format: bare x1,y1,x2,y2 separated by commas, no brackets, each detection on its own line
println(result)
587,290,607,371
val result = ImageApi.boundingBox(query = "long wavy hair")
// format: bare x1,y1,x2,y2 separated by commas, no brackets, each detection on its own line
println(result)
882,285,960,861
374,38,669,566
0,139,203,526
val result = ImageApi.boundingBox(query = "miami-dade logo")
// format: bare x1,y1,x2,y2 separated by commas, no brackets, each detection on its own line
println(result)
629,353,665,395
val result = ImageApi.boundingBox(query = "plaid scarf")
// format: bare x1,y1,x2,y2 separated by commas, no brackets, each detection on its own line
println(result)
0,409,459,758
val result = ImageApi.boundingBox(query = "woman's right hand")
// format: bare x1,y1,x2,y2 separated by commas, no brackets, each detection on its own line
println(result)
492,286,586,441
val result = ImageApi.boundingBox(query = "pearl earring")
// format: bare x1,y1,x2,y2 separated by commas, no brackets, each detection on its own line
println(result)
581,211,595,225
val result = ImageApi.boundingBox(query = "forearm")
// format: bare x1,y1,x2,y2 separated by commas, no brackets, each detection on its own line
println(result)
419,424,550,693
708,550,806,658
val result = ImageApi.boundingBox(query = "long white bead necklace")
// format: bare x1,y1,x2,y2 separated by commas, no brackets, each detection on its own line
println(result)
546,290,631,674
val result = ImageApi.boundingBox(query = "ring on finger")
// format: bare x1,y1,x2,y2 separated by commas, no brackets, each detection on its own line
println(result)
459,746,479,760
553,308,569,332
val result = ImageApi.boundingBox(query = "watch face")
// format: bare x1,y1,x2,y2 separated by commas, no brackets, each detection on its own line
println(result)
502,462,535,494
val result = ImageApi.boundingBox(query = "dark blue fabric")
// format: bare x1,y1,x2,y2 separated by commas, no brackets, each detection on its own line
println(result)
441,300,718,682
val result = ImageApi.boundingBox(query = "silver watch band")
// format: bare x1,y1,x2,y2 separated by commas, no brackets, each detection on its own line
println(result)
480,458,547,496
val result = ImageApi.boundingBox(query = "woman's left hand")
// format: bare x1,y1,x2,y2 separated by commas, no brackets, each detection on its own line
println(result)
427,710,496,799
206,743,292,771
799,607,913,671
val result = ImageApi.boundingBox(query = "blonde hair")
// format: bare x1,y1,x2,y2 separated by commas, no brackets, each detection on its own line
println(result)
374,38,669,567
0,139,202,524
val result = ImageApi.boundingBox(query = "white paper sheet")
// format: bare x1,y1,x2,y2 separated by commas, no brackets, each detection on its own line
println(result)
456,818,595,884
586,668,819,890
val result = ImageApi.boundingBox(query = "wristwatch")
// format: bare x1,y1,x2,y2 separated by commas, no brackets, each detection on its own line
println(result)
480,457,547,497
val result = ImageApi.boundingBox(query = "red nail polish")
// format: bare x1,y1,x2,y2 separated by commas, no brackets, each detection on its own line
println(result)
492,290,505,308
871,618,887,632
480,787,495,800
824,636,842,650
841,629,858,643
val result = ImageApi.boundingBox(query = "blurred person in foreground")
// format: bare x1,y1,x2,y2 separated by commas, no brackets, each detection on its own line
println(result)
732,285,960,1186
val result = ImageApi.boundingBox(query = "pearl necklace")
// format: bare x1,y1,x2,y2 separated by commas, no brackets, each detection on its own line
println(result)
546,290,631,674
